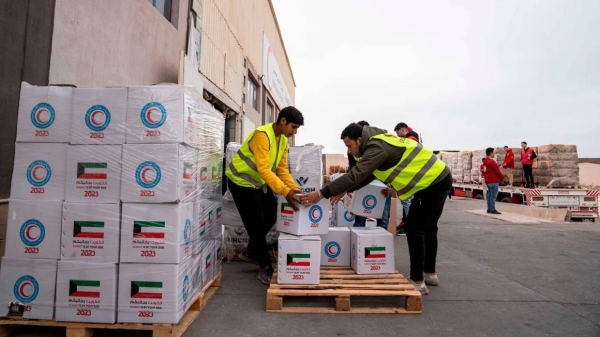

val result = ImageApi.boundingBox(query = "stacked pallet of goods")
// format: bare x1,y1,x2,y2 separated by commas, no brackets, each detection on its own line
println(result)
534,144,580,187
0,82,223,325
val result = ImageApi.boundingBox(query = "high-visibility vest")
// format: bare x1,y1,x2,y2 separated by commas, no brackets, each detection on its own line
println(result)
225,123,287,190
369,133,446,200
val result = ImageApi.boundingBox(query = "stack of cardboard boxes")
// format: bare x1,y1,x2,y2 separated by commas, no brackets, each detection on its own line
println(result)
0,82,224,324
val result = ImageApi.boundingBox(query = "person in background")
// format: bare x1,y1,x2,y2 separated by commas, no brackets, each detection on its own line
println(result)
300,123,452,295
521,141,536,188
225,107,304,285
502,146,515,187
395,123,420,236
483,147,504,214
347,121,391,230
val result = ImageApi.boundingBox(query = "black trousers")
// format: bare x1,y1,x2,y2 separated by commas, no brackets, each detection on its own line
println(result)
404,173,453,282
227,179,277,268
523,165,534,187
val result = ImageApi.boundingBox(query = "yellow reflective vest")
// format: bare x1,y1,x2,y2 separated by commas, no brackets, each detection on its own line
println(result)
370,134,446,200
225,123,287,190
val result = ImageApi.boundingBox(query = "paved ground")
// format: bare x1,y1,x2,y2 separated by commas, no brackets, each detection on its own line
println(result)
10,197,600,336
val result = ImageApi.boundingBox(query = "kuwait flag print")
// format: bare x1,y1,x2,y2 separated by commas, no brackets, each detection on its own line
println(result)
77,162,107,179
365,246,386,259
73,221,104,239
281,203,294,215
131,281,162,299
69,280,100,298
133,221,165,239
287,254,310,267
183,163,194,179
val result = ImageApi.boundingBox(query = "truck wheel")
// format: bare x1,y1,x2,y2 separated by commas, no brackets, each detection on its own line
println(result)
475,194,483,200
501,197,511,203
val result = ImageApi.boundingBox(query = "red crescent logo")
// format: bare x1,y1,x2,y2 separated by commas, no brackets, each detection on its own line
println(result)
32,166,44,181
312,208,320,219
141,167,154,183
366,198,374,207
25,225,38,241
36,109,48,123
146,108,159,123
90,110,104,126
19,282,33,297
328,245,337,255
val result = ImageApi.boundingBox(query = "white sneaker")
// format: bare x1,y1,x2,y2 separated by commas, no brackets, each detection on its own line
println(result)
409,280,429,295
424,273,440,286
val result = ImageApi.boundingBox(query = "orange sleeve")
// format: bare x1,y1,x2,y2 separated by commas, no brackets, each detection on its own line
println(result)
276,146,300,192
248,132,292,196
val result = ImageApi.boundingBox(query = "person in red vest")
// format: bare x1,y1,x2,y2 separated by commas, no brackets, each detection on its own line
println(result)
521,141,536,188
483,148,504,214
502,146,515,187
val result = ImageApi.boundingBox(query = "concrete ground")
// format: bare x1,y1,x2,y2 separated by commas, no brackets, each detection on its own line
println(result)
10,197,600,336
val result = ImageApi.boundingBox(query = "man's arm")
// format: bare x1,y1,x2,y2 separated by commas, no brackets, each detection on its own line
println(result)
249,132,292,196
491,161,504,180
276,146,299,191
320,142,388,198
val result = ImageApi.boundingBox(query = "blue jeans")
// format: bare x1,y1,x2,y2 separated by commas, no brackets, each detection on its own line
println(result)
353,195,391,230
401,196,414,222
486,183,499,211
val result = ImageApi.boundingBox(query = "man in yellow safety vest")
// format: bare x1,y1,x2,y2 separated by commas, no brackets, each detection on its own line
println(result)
225,107,304,285
300,123,452,295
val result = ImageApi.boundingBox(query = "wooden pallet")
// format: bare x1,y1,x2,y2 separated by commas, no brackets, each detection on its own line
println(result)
0,272,222,337
266,267,421,314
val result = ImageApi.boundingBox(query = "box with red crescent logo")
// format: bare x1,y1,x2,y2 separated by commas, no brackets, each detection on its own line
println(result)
278,234,321,285
276,195,331,235
351,227,395,274
321,227,350,267
343,180,387,219
70,88,127,145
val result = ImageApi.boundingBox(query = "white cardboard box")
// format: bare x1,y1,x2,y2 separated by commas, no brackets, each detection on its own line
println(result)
121,144,198,203
344,181,387,219
126,85,197,146
61,203,120,262
213,236,223,278
55,261,118,323
191,254,202,294
321,227,351,267
17,82,72,143
350,227,395,274
0,257,57,319
10,143,67,200
70,88,127,145
5,200,62,259
117,261,192,324
277,234,321,285
276,196,330,236
333,200,355,227
201,240,214,287
65,145,122,203
120,203,193,264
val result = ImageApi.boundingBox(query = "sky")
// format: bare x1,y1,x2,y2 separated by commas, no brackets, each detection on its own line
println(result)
271,0,600,157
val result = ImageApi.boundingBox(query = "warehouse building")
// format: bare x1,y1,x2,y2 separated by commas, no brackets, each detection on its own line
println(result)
0,0,297,201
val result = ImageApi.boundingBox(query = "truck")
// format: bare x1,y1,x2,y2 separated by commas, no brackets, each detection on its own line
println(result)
451,183,599,222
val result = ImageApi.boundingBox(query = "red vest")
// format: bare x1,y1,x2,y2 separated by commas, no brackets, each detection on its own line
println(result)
521,148,534,165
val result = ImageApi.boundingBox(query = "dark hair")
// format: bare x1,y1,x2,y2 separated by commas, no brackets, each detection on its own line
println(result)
486,147,494,156
521,141,527,145
407,131,420,141
277,106,304,125
394,122,408,131
357,120,370,127
504,145,508,148
340,123,363,140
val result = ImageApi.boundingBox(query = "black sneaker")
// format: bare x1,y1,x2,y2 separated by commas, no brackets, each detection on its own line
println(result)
258,266,274,285
487,210,492,213
238,250,258,265
490,210,502,215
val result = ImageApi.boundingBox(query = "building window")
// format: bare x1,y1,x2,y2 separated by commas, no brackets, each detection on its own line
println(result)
265,101,274,124
148,0,172,21
247,76,258,111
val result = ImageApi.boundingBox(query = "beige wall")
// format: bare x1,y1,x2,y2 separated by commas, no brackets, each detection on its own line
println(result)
323,154,349,174
49,0,188,86
579,163,600,187
198,0,295,107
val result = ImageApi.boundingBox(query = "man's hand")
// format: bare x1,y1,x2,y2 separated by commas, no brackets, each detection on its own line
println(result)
330,192,346,205
381,184,393,198
285,190,301,211
299,191,323,207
